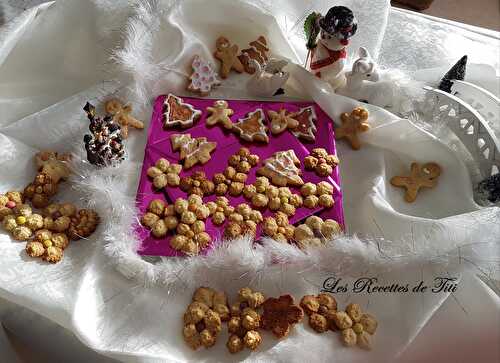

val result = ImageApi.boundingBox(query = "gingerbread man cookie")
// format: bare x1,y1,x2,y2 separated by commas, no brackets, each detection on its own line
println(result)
187,55,221,96
206,100,233,129
163,94,202,129
267,109,299,135
335,107,370,150
214,36,244,79
35,151,71,184
290,106,317,142
257,150,304,187
232,109,269,143
105,99,144,139
170,134,217,169
390,162,442,202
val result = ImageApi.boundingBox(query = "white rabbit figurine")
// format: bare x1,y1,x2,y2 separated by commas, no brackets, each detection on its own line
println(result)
246,58,290,97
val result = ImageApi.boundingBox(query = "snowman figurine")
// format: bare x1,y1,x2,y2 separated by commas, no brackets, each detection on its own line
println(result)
306,6,358,90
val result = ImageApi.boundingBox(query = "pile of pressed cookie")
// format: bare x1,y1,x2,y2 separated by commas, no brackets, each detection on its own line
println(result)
1,151,100,264
141,146,343,255
182,287,378,354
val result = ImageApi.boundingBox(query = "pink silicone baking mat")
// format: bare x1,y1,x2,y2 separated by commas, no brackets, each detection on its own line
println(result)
135,95,344,257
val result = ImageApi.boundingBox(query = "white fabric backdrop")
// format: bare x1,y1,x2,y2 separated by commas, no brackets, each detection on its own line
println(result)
0,1,499,362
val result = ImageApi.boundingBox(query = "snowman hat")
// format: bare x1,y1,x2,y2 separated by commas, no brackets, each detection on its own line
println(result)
319,6,358,40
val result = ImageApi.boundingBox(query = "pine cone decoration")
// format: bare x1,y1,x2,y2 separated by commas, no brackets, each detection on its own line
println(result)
24,173,58,209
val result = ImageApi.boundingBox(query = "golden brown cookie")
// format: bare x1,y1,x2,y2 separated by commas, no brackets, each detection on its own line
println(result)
214,36,244,79
390,162,441,202
147,158,182,189
206,100,233,129
105,99,144,138
179,171,215,197
335,107,370,150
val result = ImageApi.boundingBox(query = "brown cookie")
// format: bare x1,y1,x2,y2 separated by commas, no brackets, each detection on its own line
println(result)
390,162,441,202
163,94,202,129
232,109,269,143
105,99,144,139
238,36,270,74
214,36,244,79
206,100,233,129
290,106,317,142
335,107,370,150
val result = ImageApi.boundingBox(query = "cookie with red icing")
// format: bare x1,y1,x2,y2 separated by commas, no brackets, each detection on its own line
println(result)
290,106,317,142
163,94,202,129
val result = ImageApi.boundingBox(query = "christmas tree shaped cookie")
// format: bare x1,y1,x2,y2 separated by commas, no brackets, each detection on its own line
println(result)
238,36,270,74
170,134,217,169
232,109,269,143
187,55,221,96
163,94,202,129
290,106,317,142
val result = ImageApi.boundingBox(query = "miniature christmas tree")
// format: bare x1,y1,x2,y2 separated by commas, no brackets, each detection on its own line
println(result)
83,102,125,167
439,55,467,93
478,173,500,203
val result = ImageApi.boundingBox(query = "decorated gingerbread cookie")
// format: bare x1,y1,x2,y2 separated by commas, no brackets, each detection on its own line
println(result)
390,162,442,202
238,36,270,74
290,106,317,142
267,109,299,135
187,55,221,96
170,134,217,169
232,109,269,143
163,94,202,129
257,149,304,187
214,36,244,79
206,100,233,129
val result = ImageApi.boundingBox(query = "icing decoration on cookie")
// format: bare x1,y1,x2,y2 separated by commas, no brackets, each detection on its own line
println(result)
267,109,299,135
257,149,304,187
335,107,370,150
238,36,270,74
206,100,233,129
214,36,244,79
187,55,221,96
163,94,202,129
105,99,144,139
170,134,217,169
232,109,269,143
290,106,317,142
390,162,442,203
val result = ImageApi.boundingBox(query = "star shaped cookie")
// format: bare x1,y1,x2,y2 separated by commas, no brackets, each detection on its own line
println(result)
267,109,299,135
